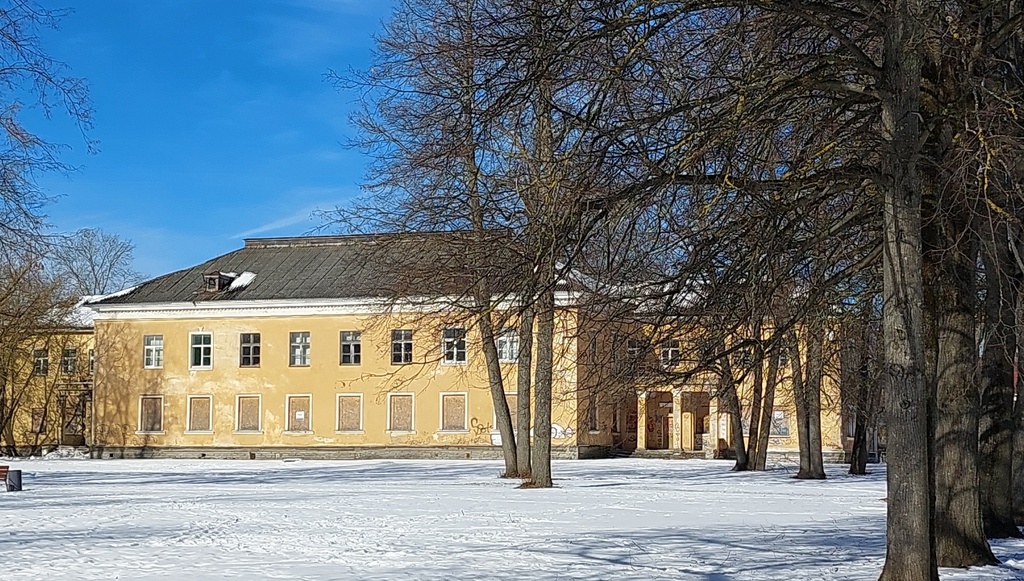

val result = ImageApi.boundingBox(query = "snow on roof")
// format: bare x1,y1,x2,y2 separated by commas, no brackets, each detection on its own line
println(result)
83,285,139,304
228,271,256,291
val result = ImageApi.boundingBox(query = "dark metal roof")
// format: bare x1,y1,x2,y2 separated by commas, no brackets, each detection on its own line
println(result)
90,231,522,306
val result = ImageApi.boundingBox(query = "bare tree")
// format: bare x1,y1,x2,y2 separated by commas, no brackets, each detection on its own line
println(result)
50,228,143,296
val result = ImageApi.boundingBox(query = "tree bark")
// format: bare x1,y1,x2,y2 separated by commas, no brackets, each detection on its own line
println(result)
877,0,935,576
800,316,827,479
926,215,997,566
978,219,1023,538
528,285,555,488
516,302,534,478
787,332,812,477
745,320,765,471
753,348,780,471
718,344,748,471
477,303,518,477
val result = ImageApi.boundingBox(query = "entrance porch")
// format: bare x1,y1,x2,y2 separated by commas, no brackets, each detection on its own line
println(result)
634,390,710,453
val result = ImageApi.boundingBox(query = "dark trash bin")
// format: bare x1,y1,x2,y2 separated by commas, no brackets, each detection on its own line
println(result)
6,469,22,492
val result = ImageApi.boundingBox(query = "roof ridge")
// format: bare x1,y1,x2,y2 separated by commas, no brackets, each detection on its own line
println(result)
244,230,485,249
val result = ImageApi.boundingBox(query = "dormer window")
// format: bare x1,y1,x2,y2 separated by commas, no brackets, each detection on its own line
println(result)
202,271,234,292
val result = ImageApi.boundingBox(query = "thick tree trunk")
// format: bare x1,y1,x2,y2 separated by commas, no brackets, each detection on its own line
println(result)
745,321,765,471
849,308,877,476
1015,285,1024,524
477,302,518,477
800,316,827,479
787,332,812,477
926,217,997,566
718,347,748,471
753,349,780,471
528,286,555,488
979,221,1023,539
516,303,534,478
877,0,935,577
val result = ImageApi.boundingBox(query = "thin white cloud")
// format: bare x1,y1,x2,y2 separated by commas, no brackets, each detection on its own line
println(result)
232,209,317,239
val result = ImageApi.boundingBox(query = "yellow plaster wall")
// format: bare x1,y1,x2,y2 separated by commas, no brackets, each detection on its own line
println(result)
5,330,94,451
93,310,582,450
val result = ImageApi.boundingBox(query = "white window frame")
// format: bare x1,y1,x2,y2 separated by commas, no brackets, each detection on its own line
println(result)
285,393,313,434
660,339,681,368
496,329,519,363
234,394,263,433
185,395,214,434
770,409,791,437
60,348,78,374
143,335,164,369
335,393,364,434
136,395,164,435
189,332,213,370
289,331,311,367
391,329,413,365
441,327,467,365
32,348,48,375
386,392,415,434
438,391,469,433
340,331,362,365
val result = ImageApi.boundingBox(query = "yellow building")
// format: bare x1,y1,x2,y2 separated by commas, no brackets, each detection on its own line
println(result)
86,233,853,461
1,306,95,456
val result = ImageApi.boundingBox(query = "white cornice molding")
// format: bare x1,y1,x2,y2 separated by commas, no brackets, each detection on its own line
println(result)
90,292,579,321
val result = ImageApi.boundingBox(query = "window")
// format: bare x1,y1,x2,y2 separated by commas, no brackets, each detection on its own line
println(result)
32,349,48,375
187,396,212,432
239,333,261,367
611,403,621,434
144,335,164,369
442,328,467,364
336,394,363,432
31,407,46,434
440,393,467,431
286,395,312,432
61,348,78,374
388,393,414,432
391,330,413,364
138,396,163,433
496,329,519,363
236,395,262,432
190,333,213,369
340,331,361,365
289,332,310,366
660,340,681,368
587,391,599,432
770,409,790,436
88,349,95,374
626,339,644,358
588,335,598,365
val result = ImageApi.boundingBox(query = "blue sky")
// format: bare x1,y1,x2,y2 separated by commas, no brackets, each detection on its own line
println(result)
35,0,393,277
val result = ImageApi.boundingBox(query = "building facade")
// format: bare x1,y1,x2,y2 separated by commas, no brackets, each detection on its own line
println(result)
85,233,853,461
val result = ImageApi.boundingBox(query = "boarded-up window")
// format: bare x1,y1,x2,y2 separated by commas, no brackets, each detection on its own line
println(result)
505,393,518,433
237,396,261,432
441,394,466,431
139,396,163,433
389,394,413,432
188,396,212,432
337,395,362,432
287,395,311,432
31,407,46,434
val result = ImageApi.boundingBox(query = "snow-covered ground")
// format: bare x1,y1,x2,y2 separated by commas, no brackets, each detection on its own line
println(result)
1,458,1023,580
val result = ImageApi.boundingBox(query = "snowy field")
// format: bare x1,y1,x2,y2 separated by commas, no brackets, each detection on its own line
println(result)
2,458,1024,580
